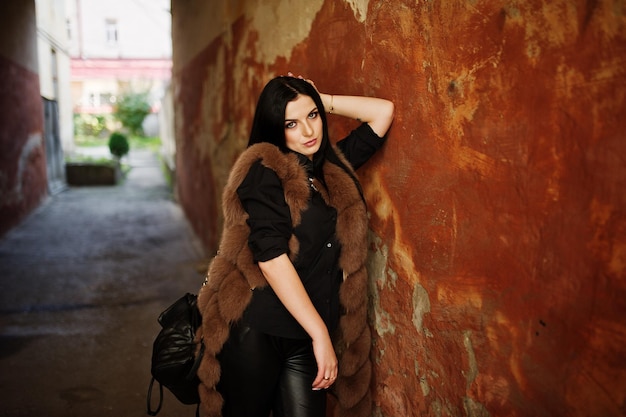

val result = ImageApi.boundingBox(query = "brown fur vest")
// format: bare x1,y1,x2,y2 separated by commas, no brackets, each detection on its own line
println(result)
196,143,372,417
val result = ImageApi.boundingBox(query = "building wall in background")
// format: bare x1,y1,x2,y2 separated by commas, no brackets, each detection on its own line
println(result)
0,1,48,237
67,0,171,117
68,0,171,59
36,0,74,153
171,1,626,416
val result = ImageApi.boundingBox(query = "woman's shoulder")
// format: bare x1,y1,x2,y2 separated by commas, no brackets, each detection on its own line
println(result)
240,143,306,182
225,144,306,194
228,144,310,226
236,143,284,170
225,144,281,189
239,159,280,190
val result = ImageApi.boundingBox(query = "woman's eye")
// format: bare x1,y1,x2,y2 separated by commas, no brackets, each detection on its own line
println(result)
285,121,296,129
308,111,318,119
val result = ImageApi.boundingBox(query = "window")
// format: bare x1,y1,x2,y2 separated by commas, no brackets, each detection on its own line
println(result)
105,19,118,44
100,93,116,105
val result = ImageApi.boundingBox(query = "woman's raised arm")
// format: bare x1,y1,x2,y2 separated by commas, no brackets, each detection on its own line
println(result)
320,93,395,138
289,73,395,138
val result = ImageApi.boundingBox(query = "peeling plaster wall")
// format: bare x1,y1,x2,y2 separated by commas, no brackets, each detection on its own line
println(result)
171,1,626,416
0,1,47,237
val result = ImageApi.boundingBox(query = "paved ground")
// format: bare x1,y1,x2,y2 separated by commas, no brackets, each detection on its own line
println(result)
0,149,207,417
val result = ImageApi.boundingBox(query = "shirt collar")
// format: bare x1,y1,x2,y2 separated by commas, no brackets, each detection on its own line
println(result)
291,151,315,176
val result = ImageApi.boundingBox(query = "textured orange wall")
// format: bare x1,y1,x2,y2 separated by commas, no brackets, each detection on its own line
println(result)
172,1,626,416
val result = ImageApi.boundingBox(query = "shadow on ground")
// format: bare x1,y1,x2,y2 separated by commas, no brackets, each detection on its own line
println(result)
0,149,207,417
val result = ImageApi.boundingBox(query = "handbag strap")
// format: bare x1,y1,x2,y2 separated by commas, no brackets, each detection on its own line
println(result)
146,377,163,416
146,377,200,416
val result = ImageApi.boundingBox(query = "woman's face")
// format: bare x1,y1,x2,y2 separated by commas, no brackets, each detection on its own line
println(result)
284,94,323,159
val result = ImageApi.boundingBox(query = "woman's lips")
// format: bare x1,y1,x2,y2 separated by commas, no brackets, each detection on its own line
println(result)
304,138,317,147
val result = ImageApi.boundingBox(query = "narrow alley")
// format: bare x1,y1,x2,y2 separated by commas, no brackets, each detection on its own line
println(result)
2,1,625,416
0,149,205,417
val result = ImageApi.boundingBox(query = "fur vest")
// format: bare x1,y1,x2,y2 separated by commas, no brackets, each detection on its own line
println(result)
196,143,372,417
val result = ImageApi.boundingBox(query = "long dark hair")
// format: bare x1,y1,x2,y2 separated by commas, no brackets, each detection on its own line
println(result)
248,76,363,198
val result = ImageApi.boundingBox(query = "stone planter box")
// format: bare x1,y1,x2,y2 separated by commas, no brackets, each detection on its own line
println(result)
65,162,121,185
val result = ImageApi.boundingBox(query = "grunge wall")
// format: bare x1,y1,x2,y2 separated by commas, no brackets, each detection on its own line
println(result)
0,1,48,237
171,1,626,416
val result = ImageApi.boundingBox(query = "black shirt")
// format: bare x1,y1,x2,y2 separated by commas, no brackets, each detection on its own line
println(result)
237,123,385,339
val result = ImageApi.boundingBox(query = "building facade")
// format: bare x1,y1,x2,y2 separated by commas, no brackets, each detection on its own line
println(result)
36,0,72,191
66,0,171,131
0,0,173,237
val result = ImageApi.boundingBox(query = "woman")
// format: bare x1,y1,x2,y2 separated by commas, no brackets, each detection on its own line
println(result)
196,74,394,417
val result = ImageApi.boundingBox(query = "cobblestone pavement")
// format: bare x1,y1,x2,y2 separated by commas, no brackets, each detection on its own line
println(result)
0,149,207,417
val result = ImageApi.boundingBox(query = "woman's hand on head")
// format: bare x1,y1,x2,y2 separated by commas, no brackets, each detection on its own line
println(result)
288,72,319,92
286,72,336,115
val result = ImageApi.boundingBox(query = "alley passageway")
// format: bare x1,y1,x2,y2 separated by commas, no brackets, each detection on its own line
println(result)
0,149,205,417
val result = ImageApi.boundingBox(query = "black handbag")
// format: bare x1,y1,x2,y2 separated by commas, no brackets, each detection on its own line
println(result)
146,293,204,416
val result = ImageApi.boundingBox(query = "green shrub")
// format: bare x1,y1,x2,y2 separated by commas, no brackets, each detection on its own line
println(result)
108,132,130,159
74,113,109,137
114,91,151,136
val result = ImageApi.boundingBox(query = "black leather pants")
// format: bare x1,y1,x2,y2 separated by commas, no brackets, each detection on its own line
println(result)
217,324,327,417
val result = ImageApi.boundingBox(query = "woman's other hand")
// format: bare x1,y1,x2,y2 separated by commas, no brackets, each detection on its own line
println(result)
311,333,338,390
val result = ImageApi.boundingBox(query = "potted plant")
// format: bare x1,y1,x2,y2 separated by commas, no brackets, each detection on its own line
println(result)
64,132,129,186
65,156,122,186
108,132,130,161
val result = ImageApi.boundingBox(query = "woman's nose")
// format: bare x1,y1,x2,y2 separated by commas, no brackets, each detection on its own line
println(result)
302,121,313,137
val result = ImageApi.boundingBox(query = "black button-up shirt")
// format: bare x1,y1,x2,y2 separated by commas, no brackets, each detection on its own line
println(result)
237,123,385,339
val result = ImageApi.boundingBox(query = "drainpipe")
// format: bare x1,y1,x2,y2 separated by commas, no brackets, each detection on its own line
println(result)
76,0,83,59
